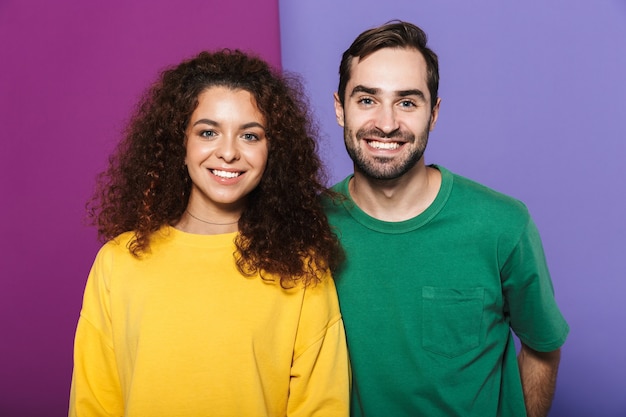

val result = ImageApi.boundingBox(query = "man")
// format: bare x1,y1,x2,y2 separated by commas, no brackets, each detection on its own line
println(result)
324,21,569,417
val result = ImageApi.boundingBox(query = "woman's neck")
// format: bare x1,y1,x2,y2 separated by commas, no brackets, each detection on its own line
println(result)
174,209,240,235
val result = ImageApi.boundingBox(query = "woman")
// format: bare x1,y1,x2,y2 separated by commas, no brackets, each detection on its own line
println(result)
69,50,349,416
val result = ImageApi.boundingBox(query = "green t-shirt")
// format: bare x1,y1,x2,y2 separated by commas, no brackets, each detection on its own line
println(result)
324,165,569,417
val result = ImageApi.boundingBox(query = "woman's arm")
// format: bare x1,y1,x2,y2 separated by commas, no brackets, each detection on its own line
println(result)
287,275,350,417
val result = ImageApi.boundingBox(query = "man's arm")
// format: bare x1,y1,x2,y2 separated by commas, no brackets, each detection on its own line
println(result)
517,343,561,417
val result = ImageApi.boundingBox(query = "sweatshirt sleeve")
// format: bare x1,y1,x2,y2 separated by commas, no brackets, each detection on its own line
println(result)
287,273,350,417
69,244,124,417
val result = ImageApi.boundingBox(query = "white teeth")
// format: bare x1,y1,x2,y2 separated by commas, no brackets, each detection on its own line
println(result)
212,169,240,178
368,140,400,150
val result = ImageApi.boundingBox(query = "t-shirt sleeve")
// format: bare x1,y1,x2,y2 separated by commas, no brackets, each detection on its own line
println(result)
501,217,569,352
69,245,124,417
287,272,350,417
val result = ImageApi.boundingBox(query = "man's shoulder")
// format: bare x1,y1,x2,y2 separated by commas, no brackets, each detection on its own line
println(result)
321,176,353,224
445,168,528,213
435,166,532,231
328,175,351,194
323,176,351,203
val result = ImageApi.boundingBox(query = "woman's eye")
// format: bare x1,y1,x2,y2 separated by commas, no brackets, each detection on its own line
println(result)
242,133,259,141
200,130,216,138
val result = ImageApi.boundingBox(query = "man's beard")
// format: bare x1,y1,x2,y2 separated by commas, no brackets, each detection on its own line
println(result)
343,125,429,180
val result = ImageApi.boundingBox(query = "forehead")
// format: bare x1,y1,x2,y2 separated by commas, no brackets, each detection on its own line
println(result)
196,86,256,107
349,48,430,99
193,86,264,119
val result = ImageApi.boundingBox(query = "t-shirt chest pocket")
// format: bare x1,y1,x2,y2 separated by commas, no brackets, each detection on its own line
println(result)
421,286,485,358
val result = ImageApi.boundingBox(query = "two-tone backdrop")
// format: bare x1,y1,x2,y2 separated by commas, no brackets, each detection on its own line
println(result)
1,1,624,416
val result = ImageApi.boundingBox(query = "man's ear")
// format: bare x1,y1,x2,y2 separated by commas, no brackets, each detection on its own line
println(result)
429,97,441,131
333,92,345,127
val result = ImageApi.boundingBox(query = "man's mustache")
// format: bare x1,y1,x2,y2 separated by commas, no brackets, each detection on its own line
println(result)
355,128,415,142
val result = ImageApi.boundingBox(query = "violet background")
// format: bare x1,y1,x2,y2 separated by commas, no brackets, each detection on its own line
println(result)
2,0,625,416
279,1,626,416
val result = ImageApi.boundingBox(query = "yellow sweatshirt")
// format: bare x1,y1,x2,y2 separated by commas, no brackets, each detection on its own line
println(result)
69,226,349,416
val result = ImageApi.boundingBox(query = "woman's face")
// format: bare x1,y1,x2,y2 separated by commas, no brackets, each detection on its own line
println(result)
184,86,269,217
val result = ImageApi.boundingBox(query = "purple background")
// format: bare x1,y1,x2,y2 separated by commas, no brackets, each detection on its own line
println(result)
1,0,624,416
0,1,280,416
279,1,626,416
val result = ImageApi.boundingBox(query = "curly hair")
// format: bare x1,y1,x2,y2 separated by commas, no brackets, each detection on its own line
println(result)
88,49,342,287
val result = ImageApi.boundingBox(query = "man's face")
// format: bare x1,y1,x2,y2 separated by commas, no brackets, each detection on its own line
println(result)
334,47,440,180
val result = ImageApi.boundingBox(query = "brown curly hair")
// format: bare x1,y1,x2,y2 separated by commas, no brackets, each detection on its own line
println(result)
88,49,342,287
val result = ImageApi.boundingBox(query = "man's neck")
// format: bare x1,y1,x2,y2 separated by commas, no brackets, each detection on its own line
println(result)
349,163,441,222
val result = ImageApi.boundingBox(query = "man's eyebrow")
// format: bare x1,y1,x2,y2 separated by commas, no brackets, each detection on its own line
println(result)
350,85,427,101
398,89,427,102
350,85,378,97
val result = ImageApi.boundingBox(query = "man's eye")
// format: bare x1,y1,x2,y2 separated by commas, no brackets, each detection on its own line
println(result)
399,100,416,107
358,97,374,105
